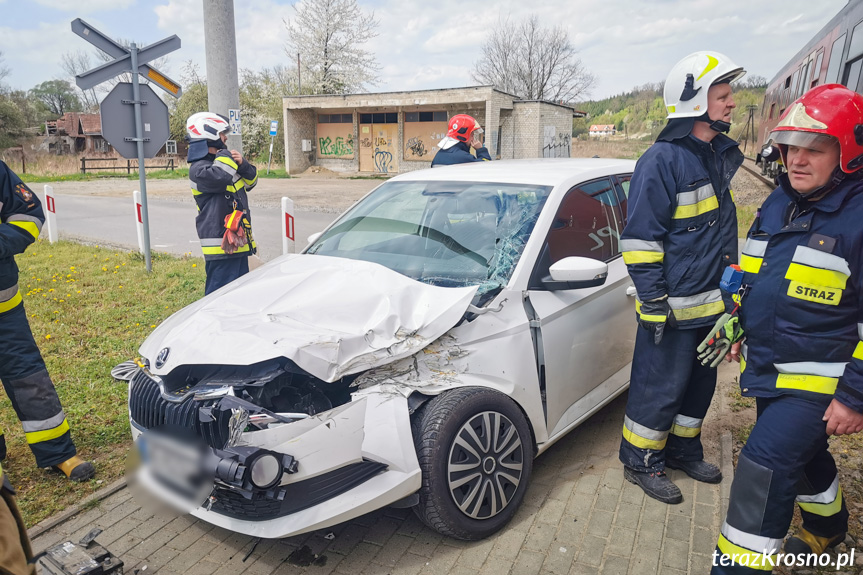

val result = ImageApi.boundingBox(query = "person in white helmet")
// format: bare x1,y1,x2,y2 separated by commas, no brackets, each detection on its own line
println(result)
185,112,258,295
618,52,746,504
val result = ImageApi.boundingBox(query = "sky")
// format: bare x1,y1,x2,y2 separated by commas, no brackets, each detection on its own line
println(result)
0,0,851,101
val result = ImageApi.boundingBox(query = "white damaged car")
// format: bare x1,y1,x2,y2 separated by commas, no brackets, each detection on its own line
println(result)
129,158,637,540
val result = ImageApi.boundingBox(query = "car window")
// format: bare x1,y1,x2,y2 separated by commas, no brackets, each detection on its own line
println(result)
613,174,631,226
307,180,552,295
545,178,624,264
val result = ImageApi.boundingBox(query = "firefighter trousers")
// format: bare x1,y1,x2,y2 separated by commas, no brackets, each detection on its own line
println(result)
204,256,249,295
0,303,76,468
711,395,847,574
0,477,35,575
619,325,717,472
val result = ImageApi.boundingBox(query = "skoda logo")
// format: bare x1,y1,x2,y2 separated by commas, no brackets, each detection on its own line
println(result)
155,347,170,369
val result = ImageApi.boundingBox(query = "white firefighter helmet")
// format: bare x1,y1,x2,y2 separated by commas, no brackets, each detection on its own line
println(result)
663,51,745,119
186,112,231,141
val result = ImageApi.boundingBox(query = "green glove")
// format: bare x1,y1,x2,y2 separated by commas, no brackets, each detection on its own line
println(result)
697,313,744,368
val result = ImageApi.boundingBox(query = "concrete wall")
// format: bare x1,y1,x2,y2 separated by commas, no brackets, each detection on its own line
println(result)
284,108,316,173
511,102,574,159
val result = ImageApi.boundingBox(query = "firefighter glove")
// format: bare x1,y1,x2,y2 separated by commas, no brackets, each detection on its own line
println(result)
221,211,248,255
697,313,744,368
637,296,674,345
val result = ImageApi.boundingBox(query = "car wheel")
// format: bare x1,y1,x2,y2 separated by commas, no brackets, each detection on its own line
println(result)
411,387,533,540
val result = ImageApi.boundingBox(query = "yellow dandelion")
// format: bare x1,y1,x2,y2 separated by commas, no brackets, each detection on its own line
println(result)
192,263,197,268
45,334,52,340
151,324,156,328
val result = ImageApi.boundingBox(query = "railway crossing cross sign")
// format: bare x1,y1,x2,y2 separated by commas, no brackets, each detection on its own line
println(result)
72,17,182,273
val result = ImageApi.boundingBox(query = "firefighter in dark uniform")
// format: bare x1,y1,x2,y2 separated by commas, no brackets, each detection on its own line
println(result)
711,84,863,572
431,114,492,167
0,160,94,481
0,462,35,575
185,112,258,295
618,51,746,503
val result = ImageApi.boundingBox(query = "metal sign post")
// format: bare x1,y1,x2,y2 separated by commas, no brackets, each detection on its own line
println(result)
267,120,278,174
72,18,181,272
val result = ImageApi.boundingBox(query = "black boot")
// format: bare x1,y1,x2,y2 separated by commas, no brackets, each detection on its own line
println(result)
665,458,722,483
624,466,683,504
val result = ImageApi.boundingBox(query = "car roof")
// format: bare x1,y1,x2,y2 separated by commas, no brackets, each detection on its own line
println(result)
388,158,637,187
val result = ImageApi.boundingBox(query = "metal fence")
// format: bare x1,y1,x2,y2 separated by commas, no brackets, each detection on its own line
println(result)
80,157,176,174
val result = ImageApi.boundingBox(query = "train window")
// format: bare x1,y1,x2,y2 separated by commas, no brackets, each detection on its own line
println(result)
826,34,847,83
790,68,801,98
798,62,810,98
769,102,776,120
844,58,863,92
812,51,824,87
849,20,863,61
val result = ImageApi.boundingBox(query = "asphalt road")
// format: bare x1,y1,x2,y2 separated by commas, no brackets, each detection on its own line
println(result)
35,191,339,262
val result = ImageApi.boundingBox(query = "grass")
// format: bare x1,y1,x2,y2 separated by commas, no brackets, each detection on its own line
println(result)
737,204,757,238
2,240,205,526
727,384,755,413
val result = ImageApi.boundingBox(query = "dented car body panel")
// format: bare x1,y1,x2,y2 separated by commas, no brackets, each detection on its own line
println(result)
131,159,638,539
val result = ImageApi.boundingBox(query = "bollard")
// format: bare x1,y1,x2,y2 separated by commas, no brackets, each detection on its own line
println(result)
43,185,58,243
133,190,144,254
281,197,295,255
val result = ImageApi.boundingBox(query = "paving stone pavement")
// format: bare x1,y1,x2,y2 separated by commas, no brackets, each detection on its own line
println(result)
28,392,729,575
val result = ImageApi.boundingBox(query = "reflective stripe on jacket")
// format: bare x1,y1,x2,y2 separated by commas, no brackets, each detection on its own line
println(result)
620,134,742,328
739,174,863,411
189,151,258,261
0,161,43,316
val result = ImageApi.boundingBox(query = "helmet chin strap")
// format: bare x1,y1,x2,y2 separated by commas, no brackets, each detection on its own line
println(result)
696,111,730,133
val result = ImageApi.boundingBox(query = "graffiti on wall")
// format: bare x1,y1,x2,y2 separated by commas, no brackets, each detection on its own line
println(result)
319,135,354,157
374,149,393,173
406,137,426,157
543,126,571,158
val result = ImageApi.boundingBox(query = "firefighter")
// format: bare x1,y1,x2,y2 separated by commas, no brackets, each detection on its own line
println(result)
710,84,863,573
0,160,94,481
186,112,259,295
431,114,492,167
618,51,746,503
0,462,36,575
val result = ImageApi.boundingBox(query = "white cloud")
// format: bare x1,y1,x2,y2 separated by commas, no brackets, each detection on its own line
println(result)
33,0,134,12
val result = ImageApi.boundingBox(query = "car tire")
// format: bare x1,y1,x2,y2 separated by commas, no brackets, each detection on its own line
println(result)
411,387,534,540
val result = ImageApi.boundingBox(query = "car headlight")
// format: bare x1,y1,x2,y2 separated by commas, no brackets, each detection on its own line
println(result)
248,453,283,489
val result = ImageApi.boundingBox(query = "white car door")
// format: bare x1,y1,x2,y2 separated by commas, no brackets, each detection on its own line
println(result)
525,176,637,438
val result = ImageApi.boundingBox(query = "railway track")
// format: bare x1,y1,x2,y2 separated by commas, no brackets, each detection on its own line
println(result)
740,157,777,190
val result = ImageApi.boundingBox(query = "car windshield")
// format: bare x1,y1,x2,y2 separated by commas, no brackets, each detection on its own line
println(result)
307,180,552,294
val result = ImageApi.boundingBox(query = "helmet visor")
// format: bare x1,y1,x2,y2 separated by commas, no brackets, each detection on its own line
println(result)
770,130,838,152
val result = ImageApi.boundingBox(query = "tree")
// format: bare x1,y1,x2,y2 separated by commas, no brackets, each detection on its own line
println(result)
0,50,10,90
734,74,768,90
167,61,209,144
471,15,595,104
283,0,380,94
29,80,82,117
60,50,99,111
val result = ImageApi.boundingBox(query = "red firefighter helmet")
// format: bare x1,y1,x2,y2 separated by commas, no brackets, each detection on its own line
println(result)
769,84,863,173
446,114,483,143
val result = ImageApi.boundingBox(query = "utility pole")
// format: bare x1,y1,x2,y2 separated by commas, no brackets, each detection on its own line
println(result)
203,0,242,153
297,53,301,94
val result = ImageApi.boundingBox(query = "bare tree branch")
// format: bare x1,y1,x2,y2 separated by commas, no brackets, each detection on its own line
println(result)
471,15,595,104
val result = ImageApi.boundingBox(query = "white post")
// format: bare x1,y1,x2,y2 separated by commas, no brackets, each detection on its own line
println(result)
43,185,57,243
281,196,295,255
133,190,144,254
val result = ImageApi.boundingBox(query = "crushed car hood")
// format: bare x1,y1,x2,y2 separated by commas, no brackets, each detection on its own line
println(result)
140,254,478,382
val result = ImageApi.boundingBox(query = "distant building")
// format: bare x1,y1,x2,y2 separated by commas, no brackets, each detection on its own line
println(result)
43,112,111,154
282,86,580,174
588,124,617,138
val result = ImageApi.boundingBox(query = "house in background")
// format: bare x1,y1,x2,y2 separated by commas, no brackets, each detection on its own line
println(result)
588,124,617,138
42,112,112,154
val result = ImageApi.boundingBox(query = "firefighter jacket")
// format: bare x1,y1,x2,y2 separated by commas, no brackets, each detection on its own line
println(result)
620,133,743,328
431,141,491,167
0,161,43,316
738,173,863,413
189,150,258,261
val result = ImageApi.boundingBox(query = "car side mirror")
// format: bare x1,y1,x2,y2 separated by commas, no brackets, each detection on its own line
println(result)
307,232,322,244
542,256,608,290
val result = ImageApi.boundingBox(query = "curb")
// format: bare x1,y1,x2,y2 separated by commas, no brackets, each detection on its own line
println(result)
720,431,733,520
28,477,128,540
